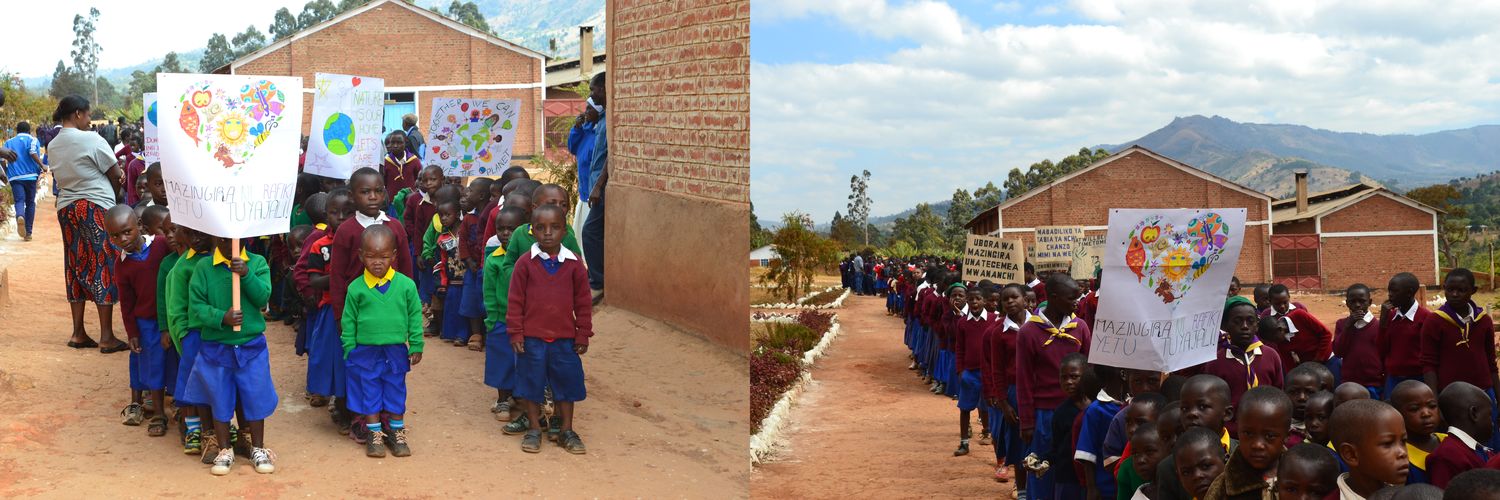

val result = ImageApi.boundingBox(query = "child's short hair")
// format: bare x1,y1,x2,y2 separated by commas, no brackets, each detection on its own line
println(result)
327,186,351,202
350,166,382,185
385,130,407,145
1160,375,1188,402
1289,362,1334,390
1444,268,1476,288
469,176,494,194
1445,469,1500,499
1239,385,1293,419
1346,283,1370,295
145,161,162,178
1176,425,1224,456
1268,283,1289,296
361,223,395,248
1278,443,1340,485
1045,272,1079,298
434,185,462,204
1256,316,1283,337
1387,484,1442,500
512,179,542,197
1131,392,1168,415
142,205,170,230
1024,261,1035,274
289,224,313,245
532,204,566,223
1328,399,1395,447
496,206,526,227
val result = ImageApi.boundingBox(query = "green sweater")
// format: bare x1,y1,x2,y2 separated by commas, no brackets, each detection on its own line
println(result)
189,251,272,345
165,250,209,351
155,251,180,335
482,244,508,330
289,204,310,229
493,224,583,322
339,272,424,357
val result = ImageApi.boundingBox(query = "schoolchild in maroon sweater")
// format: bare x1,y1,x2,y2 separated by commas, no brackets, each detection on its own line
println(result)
331,168,413,321
506,204,593,454
482,167,533,244
1377,272,1428,393
1421,268,1499,394
931,284,964,397
106,204,171,434
1199,297,1284,409
987,283,1030,486
402,165,444,257
1024,261,1047,304
953,287,993,456
1427,381,1494,487
1333,283,1384,394
1267,283,1333,364
1016,274,1091,443
381,132,420,206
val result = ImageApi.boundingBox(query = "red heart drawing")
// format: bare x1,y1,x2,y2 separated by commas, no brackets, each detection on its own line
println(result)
432,146,441,153
352,77,362,86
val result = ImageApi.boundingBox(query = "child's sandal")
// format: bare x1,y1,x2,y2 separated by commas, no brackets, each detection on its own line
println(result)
147,416,168,437
467,335,484,351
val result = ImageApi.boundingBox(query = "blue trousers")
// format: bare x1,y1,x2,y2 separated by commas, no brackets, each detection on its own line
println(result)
581,196,605,291
9,180,36,235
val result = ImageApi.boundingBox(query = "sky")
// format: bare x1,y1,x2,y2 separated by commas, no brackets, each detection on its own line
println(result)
750,0,1500,224
3,0,311,78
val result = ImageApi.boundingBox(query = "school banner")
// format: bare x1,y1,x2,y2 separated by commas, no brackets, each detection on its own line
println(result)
304,73,385,180
1034,225,1083,273
962,233,1025,283
1091,208,1246,372
427,98,520,177
1071,234,1106,280
142,92,159,164
156,73,303,238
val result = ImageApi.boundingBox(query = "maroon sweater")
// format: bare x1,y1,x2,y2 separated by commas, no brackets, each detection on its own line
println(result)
459,210,484,264
381,152,420,201
505,248,593,345
985,314,1021,399
1427,431,1490,488
117,236,169,339
1419,302,1497,390
479,199,501,244
1016,313,1091,430
403,191,437,255
330,216,413,321
1198,342,1284,408
1378,303,1429,378
1333,315,1383,387
1269,307,1333,363
954,310,992,372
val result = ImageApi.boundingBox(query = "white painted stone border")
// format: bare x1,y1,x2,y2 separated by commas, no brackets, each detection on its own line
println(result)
751,286,850,309
749,313,841,464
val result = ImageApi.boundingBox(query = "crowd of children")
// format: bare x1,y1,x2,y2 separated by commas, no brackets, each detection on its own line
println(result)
861,253,1500,499
100,130,596,475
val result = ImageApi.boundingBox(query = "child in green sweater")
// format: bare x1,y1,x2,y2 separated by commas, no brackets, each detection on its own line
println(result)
165,224,215,458
183,236,277,476
482,206,526,421
340,225,423,458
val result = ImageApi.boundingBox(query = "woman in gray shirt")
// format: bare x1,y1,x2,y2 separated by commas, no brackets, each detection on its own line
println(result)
49,95,128,353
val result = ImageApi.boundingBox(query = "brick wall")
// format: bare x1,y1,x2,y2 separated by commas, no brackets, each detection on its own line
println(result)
1320,234,1437,290
1319,194,1433,233
606,0,750,353
999,150,1272,282
1276,220,1316,234
233,2,543,158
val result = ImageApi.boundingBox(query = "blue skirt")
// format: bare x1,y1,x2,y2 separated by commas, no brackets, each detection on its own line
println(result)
173,330,204,407
460,268,485,318
484,322,517,390
344,343,410,415
440,283,468,341
417,267,436,303
994,385,1023,465
305,305,346,398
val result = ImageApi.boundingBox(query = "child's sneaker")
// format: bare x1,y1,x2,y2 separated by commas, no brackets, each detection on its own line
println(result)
251,447,276,473
121,403,145,426
559,430,587,455
491,399,512,421
388,428,412,457
979,432,992,446
366,430,387,458
183,429,203,455
954,441,970,456
209,448,235,476
200,434,221,464
520,429,543,453
350,421,371,444
501,414,532,435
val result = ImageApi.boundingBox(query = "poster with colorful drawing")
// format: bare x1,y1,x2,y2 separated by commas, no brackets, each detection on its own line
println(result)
304,73,385,179
1091,208,1246,372
156,73,303,238
142,92,159,164
1071,233,1106,280
427,98,519,176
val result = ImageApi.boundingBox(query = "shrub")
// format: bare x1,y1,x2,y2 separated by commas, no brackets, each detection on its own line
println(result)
763,323,818,353
801,288,844,307
795,310,833,335
750,349,803,433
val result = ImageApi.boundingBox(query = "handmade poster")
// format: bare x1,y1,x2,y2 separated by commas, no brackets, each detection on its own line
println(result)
1090,208,1246,372
304,73,385,179
1034,225,1083,272
1071,234,1107,280
142,92,159,164
428,98,519,176
962,233,1025,283
156,73,303,238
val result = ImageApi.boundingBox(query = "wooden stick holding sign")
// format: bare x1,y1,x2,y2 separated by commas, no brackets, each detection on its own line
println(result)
231,238,241,332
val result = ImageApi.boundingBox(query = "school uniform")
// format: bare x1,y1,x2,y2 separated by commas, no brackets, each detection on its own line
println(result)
1051,399,1086,497
155,251,182,394
183,249,277,423
459,209,487,321
423,219,468,341
479,199,501,244
1420,300,1497,391
298,232,344,398
1016,312,1092,500
1405,433,1446,484
1377,301,1429,395
1116,455,1146,500
1028,278,1047,304
117,235,170,391
165,249,209,406
953,307,992,412
1198,340,1285,409
1269,304,1334,364
1333,312,1383,396
506,244,593,404
481,238,518,391
330,212,413,322
1426,427,1494,488
381,152,420,211
403,191,439,302
938,306,961,397
340,268,423,416
1076,391,1126,498
289,223,328,355
1155,429,1237,500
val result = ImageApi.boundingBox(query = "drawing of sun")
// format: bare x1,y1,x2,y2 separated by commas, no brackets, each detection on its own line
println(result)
1162,247,1192,281
217,111,250,147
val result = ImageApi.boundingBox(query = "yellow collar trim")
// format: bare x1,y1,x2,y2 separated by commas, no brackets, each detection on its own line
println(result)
432,213,445,232
315,222,327,231
212,248,248,266
183,248,198,260
491,245,506,257
363,268,396,288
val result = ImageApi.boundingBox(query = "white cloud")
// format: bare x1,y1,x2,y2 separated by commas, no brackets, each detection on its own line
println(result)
752,0,1500,222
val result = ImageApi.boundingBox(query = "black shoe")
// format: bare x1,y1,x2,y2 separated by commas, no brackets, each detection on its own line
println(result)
954,442,970,456
502,414,532,435
547,416,563,442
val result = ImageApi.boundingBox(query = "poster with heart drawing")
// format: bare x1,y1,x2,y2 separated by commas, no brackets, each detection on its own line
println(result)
156,73,303,238
304,73,385,180
1090,208,1246,372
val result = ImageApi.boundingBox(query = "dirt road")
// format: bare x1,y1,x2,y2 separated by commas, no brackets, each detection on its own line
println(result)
751,294,1011,498
0,202,748,497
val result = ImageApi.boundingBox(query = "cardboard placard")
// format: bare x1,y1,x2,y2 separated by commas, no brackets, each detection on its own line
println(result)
304,73,385,180
1071,234,1106,280
962,233,1025,283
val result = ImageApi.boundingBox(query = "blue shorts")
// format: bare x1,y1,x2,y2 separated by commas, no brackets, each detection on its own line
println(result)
184,335,278,422
460,268,485,318
515,337,586,403
957,369,983,411
305,305,345,398
417,267,436,303
440,283,468,341
344,343,411,415
173,330,204,407
484,323,517,391
163,341,179,396
128,318,169,391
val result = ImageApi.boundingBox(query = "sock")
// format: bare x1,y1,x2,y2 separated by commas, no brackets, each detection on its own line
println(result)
961,438,970,446
367,422,382,435
390,419,405,430
184,417,201,433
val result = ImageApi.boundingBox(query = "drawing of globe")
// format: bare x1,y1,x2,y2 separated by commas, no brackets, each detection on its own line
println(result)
146,101,158,126
322,113,356,155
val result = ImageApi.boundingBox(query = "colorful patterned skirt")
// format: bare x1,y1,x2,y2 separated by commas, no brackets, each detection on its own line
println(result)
57,200,118,304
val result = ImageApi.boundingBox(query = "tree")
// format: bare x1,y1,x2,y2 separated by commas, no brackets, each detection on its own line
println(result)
159,52,185,74
760,213,840,302
1406,184,1470,268
49,60,89,100
231,26,267,57
846,169,872,246
337,0,367,11
973,181,1002,211
749,202,772,249
93,76,122,111
445,1,492,34
891,203,944,254
69,8,102,104
297,0,339,29
269,7,299,40
829,211,860,249
1003,147,1111,199
200,34,235,73
0,76,59,130
548,37,560,58
945,188,974,252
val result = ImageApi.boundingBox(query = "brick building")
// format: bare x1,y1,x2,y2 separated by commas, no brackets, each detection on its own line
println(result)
214,0,545,166
966,146,1274,283
606,0,750,353
1271,178,1440,290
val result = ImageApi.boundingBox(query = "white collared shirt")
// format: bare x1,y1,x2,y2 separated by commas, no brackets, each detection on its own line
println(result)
354,211,391,228
1336,473,1365,500
1353,311,1375,329
118,234,155,261
1392,300,1421,322
529,242,578,262
1003,310,1032,333
1278,304,1301,336
1027,278,1041,288
1448,426,1482,452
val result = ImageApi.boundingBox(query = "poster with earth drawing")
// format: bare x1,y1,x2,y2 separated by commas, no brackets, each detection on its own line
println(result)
304,73,385,180
427,98,519,176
